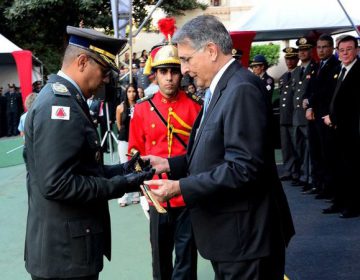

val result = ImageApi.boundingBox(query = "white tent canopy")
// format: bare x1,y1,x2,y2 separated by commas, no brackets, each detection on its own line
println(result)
0,33,42,91
228,0,360,41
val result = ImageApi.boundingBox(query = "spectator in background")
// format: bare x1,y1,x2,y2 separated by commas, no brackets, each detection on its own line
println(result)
0,86,7,137
87,94,101,127
132,52,140,68
250,54,275,102
232,48,243,65
123,52,130,66
278,47,300,184
4,83,23,136
140,49,148,61
144,73,159,96
137,86,145,99
18,92,37,138
116,83,140,207
32,81,43,93
136,58,150,90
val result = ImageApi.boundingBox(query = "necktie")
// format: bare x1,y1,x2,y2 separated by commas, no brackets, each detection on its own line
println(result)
320,60,324,69
199,88,211,128
334,67,346,94
300,66,305,80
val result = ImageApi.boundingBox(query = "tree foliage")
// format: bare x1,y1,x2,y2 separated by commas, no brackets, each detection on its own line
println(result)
250,44,280,67
0,0,205,74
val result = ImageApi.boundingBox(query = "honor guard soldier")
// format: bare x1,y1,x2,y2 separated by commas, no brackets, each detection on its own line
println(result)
250,54,275,101
292,37,318,190
23,26,154,280
128,17,201,279
278,47,300,184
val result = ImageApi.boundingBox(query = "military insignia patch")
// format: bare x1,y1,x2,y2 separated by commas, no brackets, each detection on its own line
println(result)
52,83,71,96
51,106,70,120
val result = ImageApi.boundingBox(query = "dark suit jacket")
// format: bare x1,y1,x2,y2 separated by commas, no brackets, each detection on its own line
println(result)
24,74,138,278
330,59,360,160
308,55,340,119
169,61,295,262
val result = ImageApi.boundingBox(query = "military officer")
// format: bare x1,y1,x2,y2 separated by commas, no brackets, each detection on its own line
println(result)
24,26,154,280
278,47,300,184
232,48,243,64
128,40,201,279
292,37,318,190
250,54,275,101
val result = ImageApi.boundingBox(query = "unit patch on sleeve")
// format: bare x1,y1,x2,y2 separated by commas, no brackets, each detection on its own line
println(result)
51,106,70,120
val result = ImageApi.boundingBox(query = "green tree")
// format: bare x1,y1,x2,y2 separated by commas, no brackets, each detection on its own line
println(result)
0,0,205,74
250,43,280,67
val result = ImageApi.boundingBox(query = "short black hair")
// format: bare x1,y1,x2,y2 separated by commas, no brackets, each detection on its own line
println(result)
337,35,358,49
318,34,334,47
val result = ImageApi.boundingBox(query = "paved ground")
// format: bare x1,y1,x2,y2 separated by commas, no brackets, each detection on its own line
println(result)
1,138,359,279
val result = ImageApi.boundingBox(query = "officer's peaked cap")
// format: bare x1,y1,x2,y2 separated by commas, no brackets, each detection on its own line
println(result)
283,47,299,58
67,26,127,71
296,37,315,50
250,54,268,67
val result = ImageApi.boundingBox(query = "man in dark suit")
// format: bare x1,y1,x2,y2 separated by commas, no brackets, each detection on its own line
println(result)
324,35,360,218
143,15,294,280
24,26,154,280
304,34,340,200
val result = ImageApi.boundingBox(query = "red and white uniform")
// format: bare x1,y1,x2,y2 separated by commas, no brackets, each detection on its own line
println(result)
128,90,201,207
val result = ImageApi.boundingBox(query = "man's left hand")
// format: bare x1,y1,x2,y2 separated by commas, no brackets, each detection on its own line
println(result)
144,179,181,203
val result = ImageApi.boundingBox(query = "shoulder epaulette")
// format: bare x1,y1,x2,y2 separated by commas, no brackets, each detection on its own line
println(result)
186,92,203,105
51,82,71,96
136,93,155,104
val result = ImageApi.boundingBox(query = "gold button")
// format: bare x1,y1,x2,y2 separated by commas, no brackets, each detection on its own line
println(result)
150,107,154,111
297,105,300,107
169,107,173,112
86,229,90,233
299,81,302,84
282,104,286,107
296,97,300,100
151,123,155,128
152,140,156,145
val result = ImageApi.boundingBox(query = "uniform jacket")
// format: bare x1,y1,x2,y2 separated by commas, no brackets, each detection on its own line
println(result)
24,74,138,278
279,70,295,125
308,55,340,119
260,72,274,103
168,61,295,262
128,90,201,207
292,61,317,126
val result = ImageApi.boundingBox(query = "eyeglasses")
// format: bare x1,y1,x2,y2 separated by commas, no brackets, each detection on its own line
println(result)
338,47,356,54
87,55,112,77
179,46,204,65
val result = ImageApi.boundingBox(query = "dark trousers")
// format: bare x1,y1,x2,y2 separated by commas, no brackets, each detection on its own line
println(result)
150,206,198,280
211,242,285,280
31,274,98,280
6,111,19,136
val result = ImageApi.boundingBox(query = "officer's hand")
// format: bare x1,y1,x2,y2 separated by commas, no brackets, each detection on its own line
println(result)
124,168,156,191
122,151,141,173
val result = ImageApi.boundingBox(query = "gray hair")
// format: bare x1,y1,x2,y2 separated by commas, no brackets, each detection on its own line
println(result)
62,45,93,67
173,15,233,55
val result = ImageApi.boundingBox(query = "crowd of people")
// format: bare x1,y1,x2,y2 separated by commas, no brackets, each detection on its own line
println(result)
0,81,42,138
2,12,357,280
275,34,359,219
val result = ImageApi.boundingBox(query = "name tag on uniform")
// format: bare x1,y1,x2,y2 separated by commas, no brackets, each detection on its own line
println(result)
51,106,70,120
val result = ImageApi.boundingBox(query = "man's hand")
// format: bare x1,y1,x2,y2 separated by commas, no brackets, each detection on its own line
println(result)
322,115,334,128
305,108,315,121
142,155,170,174
144,179,181,203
